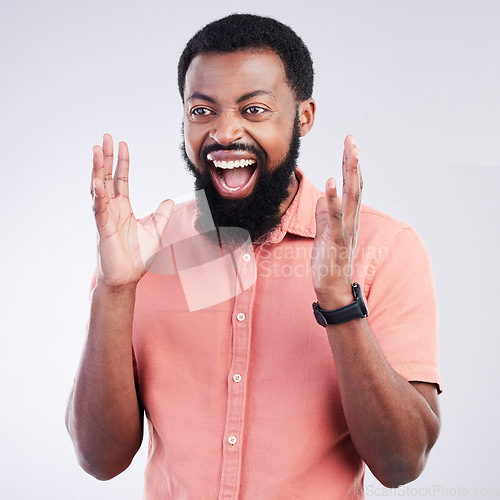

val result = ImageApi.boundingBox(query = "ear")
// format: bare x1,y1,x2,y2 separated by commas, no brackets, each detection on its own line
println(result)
298,98,316,137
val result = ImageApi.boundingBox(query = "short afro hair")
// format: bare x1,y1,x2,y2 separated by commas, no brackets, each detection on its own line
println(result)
177,14,314,103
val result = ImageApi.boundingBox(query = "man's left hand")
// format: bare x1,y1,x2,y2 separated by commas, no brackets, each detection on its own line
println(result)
312,135,362,310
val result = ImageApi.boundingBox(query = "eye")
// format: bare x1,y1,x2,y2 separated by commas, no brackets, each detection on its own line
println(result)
190,107,213,117
244,106,266,115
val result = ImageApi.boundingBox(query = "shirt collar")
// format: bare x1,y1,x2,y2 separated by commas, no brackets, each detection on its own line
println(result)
264,168,322,244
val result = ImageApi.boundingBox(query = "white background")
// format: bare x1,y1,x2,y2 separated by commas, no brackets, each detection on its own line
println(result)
1,0,499,498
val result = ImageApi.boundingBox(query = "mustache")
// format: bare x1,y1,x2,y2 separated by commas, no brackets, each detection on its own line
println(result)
201,142,267,164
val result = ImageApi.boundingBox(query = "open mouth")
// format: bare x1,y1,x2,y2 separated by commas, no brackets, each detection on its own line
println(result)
207,152,259,198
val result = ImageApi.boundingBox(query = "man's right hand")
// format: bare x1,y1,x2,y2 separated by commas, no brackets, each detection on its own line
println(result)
66,134,173,480
91,134,174,288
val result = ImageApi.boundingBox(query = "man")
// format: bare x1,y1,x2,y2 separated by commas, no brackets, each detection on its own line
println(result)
66,14,442,499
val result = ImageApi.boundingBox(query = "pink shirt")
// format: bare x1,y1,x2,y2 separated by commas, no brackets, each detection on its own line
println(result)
131,170,441,499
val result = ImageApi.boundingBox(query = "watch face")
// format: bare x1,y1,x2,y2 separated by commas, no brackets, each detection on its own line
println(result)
313,304,328,327
357,291,369,317
359,298,369,317
353,282,369,318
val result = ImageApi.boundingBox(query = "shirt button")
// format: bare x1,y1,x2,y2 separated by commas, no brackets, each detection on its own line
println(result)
233,374,242,383
228,435,237,445
243,253,251,262
237,313,246,322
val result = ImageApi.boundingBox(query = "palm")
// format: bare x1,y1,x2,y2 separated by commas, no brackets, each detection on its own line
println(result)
311,196,355,291
311,201,337,290
92,135,173,288
311,136,362,308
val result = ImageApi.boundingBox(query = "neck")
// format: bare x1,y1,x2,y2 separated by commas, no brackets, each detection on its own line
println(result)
278,170,299,218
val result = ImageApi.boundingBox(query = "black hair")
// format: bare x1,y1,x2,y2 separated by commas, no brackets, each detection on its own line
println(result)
177,13,314,102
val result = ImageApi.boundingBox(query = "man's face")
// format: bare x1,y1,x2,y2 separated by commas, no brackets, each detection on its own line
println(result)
182,50,305,242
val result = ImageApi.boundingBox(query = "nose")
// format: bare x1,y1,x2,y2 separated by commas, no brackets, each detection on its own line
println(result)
210,112,244,145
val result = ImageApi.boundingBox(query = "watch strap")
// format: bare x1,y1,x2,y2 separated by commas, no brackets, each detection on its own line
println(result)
312,283,369,327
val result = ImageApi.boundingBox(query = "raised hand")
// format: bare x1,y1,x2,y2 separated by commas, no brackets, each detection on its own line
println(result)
91,134,174,288
312,135,362,310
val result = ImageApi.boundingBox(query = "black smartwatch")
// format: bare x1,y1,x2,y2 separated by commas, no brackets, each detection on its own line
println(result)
312,282,369,327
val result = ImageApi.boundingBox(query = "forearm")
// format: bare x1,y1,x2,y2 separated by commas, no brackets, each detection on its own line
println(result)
326,318,440,487
66,282,143,480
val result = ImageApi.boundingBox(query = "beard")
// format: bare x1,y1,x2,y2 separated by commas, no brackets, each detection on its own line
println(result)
181,114,302,244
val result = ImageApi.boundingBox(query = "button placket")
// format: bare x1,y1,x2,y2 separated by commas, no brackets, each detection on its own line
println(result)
218,247,257,499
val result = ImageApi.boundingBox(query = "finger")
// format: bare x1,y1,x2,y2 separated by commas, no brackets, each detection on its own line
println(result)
352,160,363,248
324,177,344,237
91,145,104,196
92,177,110,232
102,134,115,199
341,135,362,231
114,141,130,198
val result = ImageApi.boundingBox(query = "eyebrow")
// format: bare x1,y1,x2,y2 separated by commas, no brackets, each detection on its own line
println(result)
186,92,216,104
186,90,274,104
236,90,274,103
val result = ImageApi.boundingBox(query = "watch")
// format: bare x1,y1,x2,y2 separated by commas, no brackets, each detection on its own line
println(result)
312,282,369,327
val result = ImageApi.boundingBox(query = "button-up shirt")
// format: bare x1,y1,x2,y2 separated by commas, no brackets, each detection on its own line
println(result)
132,169,441,499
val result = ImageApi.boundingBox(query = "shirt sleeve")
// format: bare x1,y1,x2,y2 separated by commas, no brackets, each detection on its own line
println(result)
364,225,442,392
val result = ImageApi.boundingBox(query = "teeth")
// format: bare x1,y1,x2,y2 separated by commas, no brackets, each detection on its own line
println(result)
209,158,256,169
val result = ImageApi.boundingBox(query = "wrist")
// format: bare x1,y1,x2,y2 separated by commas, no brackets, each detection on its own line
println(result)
94,279,139,296
313,282,369,327
315,284,353,310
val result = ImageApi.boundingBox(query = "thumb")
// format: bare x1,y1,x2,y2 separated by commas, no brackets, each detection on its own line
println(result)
149,199,175,238
315,196,329,238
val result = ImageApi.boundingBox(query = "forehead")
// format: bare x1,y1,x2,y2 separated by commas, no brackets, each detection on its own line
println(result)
184,50,293,102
